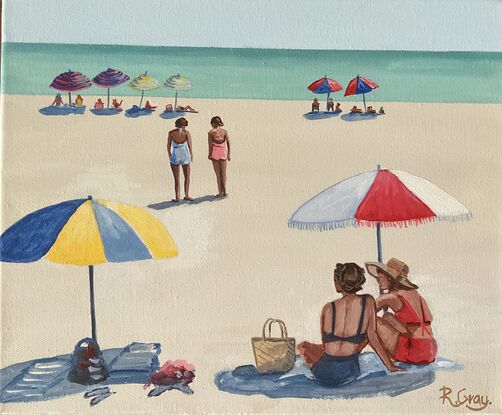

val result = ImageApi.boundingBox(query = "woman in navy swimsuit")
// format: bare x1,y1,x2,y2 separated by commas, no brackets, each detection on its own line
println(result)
298,263,403,386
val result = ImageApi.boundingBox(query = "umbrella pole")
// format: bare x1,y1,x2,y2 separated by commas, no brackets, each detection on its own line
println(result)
362,93,367,112
376,223,382,262
139,91,144,108
89,265,97,342
326,92,330,111
376,163,383,263
107,89,110,109
174,91,178,110
68,92,72,106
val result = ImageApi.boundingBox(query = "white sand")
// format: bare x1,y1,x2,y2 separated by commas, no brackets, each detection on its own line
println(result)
1,95,501,413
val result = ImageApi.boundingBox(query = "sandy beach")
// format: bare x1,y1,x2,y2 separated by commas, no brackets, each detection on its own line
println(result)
1,94,501,414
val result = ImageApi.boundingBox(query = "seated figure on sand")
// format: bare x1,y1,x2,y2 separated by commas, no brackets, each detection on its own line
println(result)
350,105,363,113
367,106,376,114
112,99,123,110
311,98,320,112
327,98,335,112
379,107,385,114
75,95,84,107
298,263,403,387
52,93,63,106
365,258,437,365
94,99,105,110
335,102,342,113
177,105,197,112
145,100,157,111
165,104,174,112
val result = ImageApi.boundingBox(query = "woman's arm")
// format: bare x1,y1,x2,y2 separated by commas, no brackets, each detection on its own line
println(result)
320,304,329,347
167,134,172,158
366,296,404,372
375,293,402,312
208,132,213,159
225,130,231,161
187,131,193,158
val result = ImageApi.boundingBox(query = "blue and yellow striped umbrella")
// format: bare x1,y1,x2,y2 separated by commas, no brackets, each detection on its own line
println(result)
0,196,178,341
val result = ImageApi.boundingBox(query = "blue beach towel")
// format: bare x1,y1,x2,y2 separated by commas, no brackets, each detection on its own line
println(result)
215,352,462,399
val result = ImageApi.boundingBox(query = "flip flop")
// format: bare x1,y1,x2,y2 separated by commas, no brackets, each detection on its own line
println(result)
183,197,194,201
171,199,180,202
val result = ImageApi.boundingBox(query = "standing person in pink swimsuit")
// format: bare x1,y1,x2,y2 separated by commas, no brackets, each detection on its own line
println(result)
208,116,231,198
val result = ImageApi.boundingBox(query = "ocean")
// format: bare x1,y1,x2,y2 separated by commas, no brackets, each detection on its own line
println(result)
1,43,501,103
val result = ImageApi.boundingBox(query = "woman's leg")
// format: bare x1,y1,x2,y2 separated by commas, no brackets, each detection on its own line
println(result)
376,313,403,358
212,160,222,195
182,164,192,200
170,163,180,200
219,160,228,196
297,341,324,368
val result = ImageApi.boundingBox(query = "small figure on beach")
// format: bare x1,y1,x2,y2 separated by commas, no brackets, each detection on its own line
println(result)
145,100,157,111
311,98,320,112
112,99,123,110
367,106,376,114
177,105,197,112
327,98,335,112
298,263,403,387
350,105,363,113
165,104,174,112
75,95,84,107
379,106,385,114
208,116,231,198
52,93,63,106
168,117,193,202
94,99,105,110
335,102,342,113
365,258,437,365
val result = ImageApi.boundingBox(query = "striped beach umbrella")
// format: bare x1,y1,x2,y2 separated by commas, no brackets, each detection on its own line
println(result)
344,75,379,112
92,68,130,108
289,166,471,263
128,72,161,108
50,70,92,106
163,74,192,109
0,196,178,342
308,76,343,110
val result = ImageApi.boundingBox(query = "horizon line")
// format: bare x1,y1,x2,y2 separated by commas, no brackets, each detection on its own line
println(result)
2,41,502,55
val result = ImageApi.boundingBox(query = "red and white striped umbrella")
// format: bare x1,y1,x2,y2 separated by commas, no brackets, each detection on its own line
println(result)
288,167,471,260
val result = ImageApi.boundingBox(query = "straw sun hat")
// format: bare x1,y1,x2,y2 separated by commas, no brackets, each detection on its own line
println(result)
365,258,418,290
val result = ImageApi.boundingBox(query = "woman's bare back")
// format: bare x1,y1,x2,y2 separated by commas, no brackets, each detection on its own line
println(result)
169,129,188,144
209,128,227,143
322,295,372,356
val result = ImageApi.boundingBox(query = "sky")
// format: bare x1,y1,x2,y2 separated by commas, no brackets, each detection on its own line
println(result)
3,0,502,51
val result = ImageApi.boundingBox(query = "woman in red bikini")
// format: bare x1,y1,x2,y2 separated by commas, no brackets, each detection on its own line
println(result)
208,116,231,198
365,258,437,364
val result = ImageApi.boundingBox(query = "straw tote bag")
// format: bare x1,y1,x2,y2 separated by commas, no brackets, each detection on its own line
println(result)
251,318,296,374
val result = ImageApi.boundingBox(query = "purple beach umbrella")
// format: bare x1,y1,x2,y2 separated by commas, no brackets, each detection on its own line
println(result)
50,70,92,105
92,68,130,108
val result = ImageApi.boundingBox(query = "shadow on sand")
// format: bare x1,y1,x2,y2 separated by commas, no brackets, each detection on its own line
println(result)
148,194,223,210
340,112,381,122
39,105,86,116
160,111,186,119
303,111,342,120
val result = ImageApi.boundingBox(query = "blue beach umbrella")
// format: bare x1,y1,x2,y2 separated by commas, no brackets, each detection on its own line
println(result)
0,196,178,343
344,75,379,112
308,76,343,110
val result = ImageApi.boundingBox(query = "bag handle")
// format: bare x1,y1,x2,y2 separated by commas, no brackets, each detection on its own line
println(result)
261,318,288,339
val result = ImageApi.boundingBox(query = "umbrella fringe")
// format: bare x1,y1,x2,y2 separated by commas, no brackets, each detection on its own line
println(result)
288,219,357,231
288,212,472,231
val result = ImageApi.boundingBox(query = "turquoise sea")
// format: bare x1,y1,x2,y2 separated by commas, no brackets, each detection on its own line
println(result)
2,43,501,103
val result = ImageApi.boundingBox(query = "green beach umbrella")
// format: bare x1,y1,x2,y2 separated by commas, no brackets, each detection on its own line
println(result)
163,74,192,109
